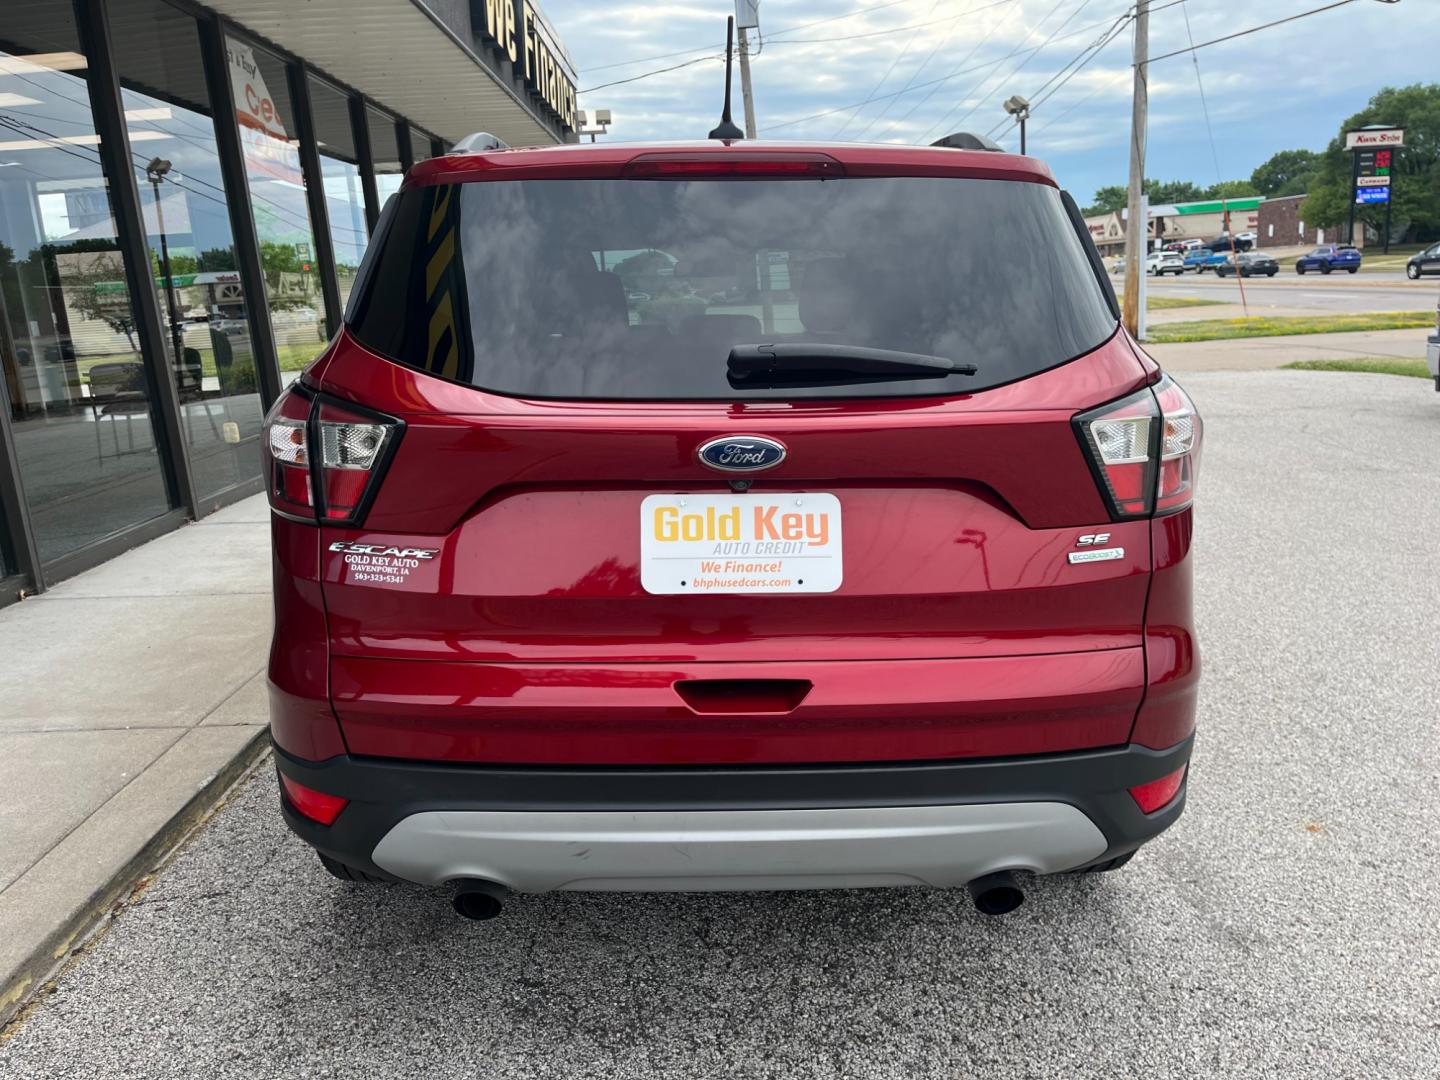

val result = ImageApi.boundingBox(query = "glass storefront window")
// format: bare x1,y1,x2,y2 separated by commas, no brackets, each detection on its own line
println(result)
0,3,175,563
308,77,367,312
225,34,328,387
367,107,403,205
408,127,429,170
111,0,263,501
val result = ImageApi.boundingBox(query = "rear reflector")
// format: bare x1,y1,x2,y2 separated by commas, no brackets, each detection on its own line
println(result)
623,152,846,179
1129,765,1187,814
1075,374,1202,520
279,774,349,826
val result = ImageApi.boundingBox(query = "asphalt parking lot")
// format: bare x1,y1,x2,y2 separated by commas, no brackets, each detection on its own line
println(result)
2,370,1437,1080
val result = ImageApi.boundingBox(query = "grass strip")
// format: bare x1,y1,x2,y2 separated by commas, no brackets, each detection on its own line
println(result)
1282,358,1431,378
1148,311,1433,343
1147,296,1226,311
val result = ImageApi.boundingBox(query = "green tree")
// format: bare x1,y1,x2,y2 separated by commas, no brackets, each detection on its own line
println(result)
1146,179,1207,205
1083,179,1222,216
197,247,237,273
1303,83,1440,242
1082,185,1128,216
1250,149,1321,197
1203,179,1260,200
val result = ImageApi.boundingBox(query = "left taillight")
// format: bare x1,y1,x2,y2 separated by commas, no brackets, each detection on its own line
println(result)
1075,374,1203,521
262,384,315,521
261,385,401,526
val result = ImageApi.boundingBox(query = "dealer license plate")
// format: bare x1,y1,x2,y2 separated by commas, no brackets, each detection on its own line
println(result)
639,493,843,595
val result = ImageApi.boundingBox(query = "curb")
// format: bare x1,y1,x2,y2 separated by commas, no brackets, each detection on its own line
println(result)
0,729,272,1033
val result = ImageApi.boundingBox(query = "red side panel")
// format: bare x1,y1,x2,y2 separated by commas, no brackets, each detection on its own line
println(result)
1132,508,1199,748
268,517,346,761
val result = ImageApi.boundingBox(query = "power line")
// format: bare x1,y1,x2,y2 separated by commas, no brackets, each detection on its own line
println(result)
871,0,1023,139
760,53,1017,132
983,3,1135,141
852,0,1015,141
579,0,920,73
833,0,944,139
1144,0,1360,66
764,2,1136,136
578,53,722,95
982,0,1186,144
1178,0,1249,315
915,0,1075,144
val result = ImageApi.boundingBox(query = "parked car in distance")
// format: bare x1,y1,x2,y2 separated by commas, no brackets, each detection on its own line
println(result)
1161,240,1188,253
1234,231,1257,249
1295,244,1361,274
1146,250,1185,276
1177,237,1204,251
1201,233,1249,253
1406,242,1440,279
262,138,1202,922
1183,248,1228,273
1216,251,1279,278
1110,256,1126,274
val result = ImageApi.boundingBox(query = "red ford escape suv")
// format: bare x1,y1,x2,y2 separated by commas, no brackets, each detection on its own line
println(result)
264,134,1201,920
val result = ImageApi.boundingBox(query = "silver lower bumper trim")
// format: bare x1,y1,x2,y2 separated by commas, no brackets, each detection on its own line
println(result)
369,802,1108,892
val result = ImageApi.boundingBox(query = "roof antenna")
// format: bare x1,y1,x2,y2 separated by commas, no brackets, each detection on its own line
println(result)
708,16,745,142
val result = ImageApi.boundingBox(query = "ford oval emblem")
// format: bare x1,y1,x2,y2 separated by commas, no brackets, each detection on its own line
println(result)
697,435,787,473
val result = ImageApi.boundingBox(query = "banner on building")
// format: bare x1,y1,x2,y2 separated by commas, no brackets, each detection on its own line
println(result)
227,40,304,187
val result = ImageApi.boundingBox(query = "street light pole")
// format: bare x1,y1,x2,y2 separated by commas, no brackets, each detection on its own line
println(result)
1121,1,1150,340
145,158,184,371
1003,96,1030,155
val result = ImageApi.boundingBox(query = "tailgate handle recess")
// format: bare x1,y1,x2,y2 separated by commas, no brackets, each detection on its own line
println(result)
673,679,812,715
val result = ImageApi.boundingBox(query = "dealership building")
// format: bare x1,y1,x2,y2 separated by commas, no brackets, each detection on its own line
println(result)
0,0,577,607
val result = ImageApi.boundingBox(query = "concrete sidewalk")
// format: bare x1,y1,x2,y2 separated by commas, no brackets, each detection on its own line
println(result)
0,495,272,1025
1142,327,1430,372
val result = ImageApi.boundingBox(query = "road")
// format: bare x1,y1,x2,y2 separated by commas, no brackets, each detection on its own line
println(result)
1145,270,1437,315
2,371,1438,1079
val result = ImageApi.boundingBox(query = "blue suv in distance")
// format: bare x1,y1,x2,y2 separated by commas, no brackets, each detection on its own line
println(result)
1182,249,1228,273
1295,244,1361,275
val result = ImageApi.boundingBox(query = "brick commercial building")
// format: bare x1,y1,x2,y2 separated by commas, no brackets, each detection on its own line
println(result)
1256,194,1358,249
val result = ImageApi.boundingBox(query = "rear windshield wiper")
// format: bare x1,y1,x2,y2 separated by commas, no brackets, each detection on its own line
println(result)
728,344,977,386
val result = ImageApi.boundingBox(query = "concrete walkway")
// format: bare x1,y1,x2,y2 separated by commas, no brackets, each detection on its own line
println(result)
1142,327,1430,372
0,495,271,1024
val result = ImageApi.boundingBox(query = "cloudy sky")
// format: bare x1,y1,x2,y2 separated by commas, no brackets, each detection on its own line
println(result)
540,0,1438,203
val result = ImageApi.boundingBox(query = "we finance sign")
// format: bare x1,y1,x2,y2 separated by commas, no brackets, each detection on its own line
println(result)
478,0,577,130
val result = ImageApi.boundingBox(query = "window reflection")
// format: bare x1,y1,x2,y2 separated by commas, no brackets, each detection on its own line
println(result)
308,77,368,311
225,35,328,387
368,107,403,205
0,4,174,562
112,0,264,501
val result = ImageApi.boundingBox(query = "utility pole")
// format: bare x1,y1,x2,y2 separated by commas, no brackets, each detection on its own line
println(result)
1121,0,1149,339
737,26,758,138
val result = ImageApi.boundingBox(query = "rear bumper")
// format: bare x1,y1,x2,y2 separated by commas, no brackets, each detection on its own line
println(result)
275,736,1192,892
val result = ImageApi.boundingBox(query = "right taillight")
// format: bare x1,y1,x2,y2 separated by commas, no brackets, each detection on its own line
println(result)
261,385,401,526
1076,375,1202,520
1153,376,1202,514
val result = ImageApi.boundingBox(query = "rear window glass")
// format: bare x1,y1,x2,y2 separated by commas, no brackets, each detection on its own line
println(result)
347,176,1117,400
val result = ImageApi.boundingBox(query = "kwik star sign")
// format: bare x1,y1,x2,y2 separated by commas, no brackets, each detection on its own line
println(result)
1345,128,1405,150
1346,129,1404,206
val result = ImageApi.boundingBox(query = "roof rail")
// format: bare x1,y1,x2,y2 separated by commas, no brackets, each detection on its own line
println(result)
929,132,1004,152
448,131,510,154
